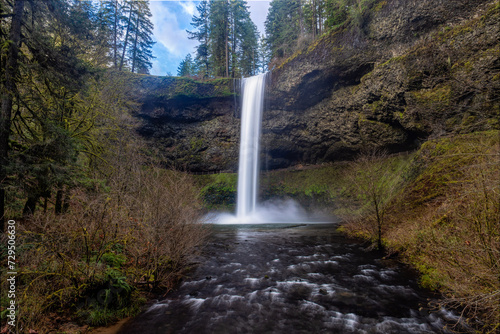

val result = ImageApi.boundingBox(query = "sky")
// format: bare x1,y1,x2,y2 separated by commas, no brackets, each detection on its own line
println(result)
149,0,271,76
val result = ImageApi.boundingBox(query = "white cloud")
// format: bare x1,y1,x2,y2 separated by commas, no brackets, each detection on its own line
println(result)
179,1,196,16
150,1,197,58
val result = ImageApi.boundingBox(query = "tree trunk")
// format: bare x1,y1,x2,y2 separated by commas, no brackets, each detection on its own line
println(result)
374,197,383,250
312,0,316,39
131,13,139,73
1,0,24,231
23,195,38,217
113,0,119,68
62,191,69,213
231,10,236,78
225,0,229,78
204,30,209,78
55,189,63,214
225,16,229,77
119,3,133,71
318,2,322,35
298,0,303,35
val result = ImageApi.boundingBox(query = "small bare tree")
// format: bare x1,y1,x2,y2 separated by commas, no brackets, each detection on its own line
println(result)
346,150,405,250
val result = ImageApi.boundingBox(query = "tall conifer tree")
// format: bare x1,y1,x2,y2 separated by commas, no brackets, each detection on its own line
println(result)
187,0,210,78
208,0,230,77
99,0,125,68
128,0,155,73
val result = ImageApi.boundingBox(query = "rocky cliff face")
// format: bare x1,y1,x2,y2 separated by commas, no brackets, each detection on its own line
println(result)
131,76,241,172
264,0,499,168
135,0,499,171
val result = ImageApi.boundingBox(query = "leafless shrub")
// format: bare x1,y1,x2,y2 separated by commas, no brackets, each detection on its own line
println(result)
387,136,499,332
342,150,406,249
5,193,131,332
126,167,209,291
5,137,209,331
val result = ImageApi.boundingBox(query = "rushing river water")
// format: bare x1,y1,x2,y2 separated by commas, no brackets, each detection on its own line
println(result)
118,223,462,334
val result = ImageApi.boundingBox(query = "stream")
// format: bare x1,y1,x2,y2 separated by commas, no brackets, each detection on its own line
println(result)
118,223,462,334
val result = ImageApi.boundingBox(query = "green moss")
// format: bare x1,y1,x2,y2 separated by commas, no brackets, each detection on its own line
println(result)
401,131,499,207
196,173,238,210
434,3,498,45
138,74,235,101
414,264,443,291
374,0,387,12
379,54,407,67
367,99,385,113
411,84,451,107
190,137,204,151
358,54,408,86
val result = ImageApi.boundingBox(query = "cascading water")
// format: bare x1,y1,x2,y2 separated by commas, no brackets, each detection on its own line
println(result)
210,72,306,224
236,73,267,220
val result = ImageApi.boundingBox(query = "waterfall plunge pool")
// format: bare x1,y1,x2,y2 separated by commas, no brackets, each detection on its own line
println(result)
117,223,465,334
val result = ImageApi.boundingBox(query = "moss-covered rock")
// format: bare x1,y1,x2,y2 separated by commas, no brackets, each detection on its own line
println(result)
121,74,241,172
263,0,498,167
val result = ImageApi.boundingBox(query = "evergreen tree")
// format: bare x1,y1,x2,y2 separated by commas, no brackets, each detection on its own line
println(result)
177,54,195,77
324,0,349,29
208,0,230,77
1,0,24,229
258,34,271,72
119,0,134,71
118,0,155,73
128,0,155,73
188,0,259,78
303,0,328,36
68,0,116,67
98,0,125,68
1,0,100,219
264,0,302,60
187,0,210,79
264,0,360,65
230,0,259,77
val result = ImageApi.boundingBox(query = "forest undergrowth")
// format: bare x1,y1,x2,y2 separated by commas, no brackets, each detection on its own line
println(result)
0,146,209,333
341,131,500,333
0,69,210,333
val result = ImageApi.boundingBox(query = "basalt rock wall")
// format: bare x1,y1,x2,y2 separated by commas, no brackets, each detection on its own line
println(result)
263,0,499,168
135,0,499,171
132,76,242,172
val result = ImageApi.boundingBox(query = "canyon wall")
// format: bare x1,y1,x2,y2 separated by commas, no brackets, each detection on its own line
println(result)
133,0,499,171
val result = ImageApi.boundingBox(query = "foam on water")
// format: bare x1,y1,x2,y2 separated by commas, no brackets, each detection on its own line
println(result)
119,225,467,334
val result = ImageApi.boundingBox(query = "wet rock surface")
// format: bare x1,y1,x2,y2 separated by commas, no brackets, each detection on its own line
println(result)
118,224,464,334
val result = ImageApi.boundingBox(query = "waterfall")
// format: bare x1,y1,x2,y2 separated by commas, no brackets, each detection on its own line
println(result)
236,73,267,219
208,72,308,225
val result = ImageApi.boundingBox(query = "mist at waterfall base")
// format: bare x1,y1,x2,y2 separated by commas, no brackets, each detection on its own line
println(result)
208,199,312,225
207,73,315,225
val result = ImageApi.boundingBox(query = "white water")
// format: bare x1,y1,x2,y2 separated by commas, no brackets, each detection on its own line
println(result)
206,73,314,225
236,73,267,219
